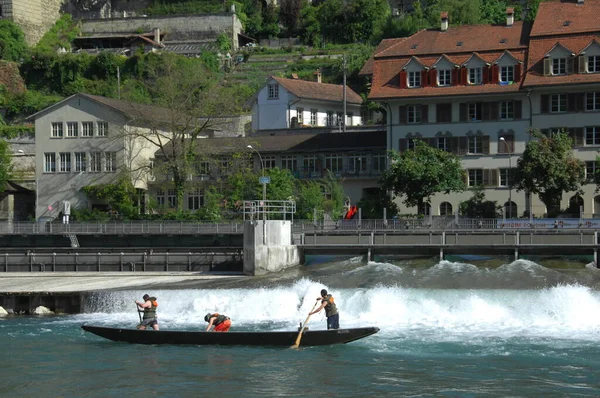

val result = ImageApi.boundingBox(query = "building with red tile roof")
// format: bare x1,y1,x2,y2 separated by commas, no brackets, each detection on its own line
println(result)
367,0,600,217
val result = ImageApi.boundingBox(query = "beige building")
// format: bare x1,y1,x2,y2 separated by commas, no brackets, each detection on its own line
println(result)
367,1,600,218
0,0,63,45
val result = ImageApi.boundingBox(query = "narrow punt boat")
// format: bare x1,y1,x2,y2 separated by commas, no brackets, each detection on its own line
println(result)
81,324,379,346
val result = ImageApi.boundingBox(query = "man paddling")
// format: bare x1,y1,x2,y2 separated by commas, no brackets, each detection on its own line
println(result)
205,312,231,332
135,294,159,330
309,289,339,330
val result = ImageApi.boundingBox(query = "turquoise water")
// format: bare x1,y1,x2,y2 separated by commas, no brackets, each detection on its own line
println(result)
3,259,600,397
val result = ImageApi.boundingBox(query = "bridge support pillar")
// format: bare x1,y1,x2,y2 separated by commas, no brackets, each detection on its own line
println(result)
243,221,299,276
439,247,444,262
594,248,598,268
514,247,519,262
367,248,372,262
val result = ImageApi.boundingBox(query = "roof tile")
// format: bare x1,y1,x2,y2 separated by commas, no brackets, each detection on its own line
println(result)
273,77,363,104
530,0,600,37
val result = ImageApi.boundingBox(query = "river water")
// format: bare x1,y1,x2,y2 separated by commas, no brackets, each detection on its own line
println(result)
2,258,600,397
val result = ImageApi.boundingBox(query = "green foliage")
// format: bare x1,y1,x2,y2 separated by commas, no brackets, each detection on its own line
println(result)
0,20,28,62
197,187,225,222
357,188,399,219
81,177,140,219
216,33,232,53
515,129,586,217
525,0,541,23
71,207,111,222
35,14,80,53
321,170,346,219
2,90,63,121
459,186,502,218
381,140,466,210
264,167,295,202
0,139,11,192
295,181,324,221
0,124,34,139
143,0,228,15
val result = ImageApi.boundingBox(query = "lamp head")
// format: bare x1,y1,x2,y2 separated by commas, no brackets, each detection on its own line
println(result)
500,137,505,141
247,145,253,149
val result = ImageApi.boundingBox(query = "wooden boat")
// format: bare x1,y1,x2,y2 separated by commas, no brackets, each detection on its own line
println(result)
81,324,379,346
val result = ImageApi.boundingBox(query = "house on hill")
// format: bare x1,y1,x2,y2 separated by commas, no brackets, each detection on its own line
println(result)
248,73,364,132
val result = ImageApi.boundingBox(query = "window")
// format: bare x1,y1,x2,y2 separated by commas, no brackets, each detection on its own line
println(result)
219,158,230,173
90,152,102,172
326,111,334,126
468,67,482,84
167,189,177,208
263,155,276,169
586,92,600,111
51,122,63,138
75,152,86,172
303,155,318,173
438,69,451,86
440,202,453,216
268,84,279,99
586,161,596,182
349,154,367,173
59,153,71,172
588,56,600,73
66,122,78,138
550,94,567,113
499,168,513,187
500,66,514,82
586,126,600,146
468,169,483,187
310,109,317,126
436,103,452,123
408,71,421,87
372,155,386,172
296,108,304,124
97,122,108,137
195,161,210,175
325,154,343,173
336,112,344,126
44,153,56,173
500,101,514,120
82,122,94,137
498,136,514,153
468,103,482,121
104,152,116,172
468,136,483,154
407,138,417,150
156,189,165,206
188,189,202,210
437,137,451,152
346,112,353,126
281,155,297,172
552,58,566,75
407,106,421,124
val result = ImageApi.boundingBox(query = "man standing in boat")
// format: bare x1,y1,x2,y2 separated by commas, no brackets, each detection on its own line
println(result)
309,289,339,330
205,312,231,332
135,294,159,330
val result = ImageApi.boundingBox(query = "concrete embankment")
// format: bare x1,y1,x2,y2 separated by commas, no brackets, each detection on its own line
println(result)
0,272,246,314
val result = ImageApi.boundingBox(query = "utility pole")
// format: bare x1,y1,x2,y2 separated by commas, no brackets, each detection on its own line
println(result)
343,54,347,133
117,66,121,99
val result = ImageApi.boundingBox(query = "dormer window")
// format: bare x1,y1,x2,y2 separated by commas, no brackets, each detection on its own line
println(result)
268,84,279,99
438,69,451,86
500,66,514,82
468,67,482,84
588,55,600,73
408,71,421,88
552,58,567,75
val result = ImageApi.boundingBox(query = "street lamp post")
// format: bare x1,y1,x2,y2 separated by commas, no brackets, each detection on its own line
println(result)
500,137,512,218
247,145,267,244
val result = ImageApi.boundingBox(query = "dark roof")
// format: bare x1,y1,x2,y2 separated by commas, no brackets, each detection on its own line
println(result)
157,130,386,157
3,181,33,193
272,77,363,104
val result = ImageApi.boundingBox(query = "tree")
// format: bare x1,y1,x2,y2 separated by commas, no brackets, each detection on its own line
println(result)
357,188,399,219
120,52,238,212
279,0,303,35
515,129,585,217
0,20,27,62
381,140,466,212
0,138,11,192
459,186,502,218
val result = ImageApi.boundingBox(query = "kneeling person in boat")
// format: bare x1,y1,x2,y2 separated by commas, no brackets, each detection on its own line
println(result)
136,294,159,330
309,289,339,330
205,312,231,332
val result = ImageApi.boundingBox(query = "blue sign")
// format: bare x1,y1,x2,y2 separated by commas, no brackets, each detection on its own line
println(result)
259,176,271,184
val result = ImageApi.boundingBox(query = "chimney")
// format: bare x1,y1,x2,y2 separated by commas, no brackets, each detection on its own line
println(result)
291,73,299,79
153,27,161,44
506,7,514,27
577,0,584,5
314,69,322,83
440,12,448,32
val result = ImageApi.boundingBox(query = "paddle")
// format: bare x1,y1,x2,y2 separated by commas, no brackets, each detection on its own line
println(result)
291,300,320,349
135,301,142,328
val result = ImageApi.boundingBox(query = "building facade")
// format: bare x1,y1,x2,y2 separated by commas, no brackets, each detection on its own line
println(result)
368,1,600,217
249,75,363,132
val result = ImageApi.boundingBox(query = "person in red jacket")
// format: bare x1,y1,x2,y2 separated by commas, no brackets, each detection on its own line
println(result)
205,312,231,332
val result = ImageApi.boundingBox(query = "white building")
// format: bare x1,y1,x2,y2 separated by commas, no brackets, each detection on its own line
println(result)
249,74,363,132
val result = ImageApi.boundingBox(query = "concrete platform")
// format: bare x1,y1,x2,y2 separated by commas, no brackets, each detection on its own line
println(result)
0,272,246,293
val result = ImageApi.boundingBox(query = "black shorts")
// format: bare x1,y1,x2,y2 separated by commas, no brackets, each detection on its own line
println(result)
327,313,339,330
141,318,158,327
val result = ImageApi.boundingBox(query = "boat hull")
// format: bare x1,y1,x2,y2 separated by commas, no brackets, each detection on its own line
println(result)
81,325,379,346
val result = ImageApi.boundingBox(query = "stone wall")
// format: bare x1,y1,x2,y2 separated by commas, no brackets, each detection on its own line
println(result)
81,13,242,48
62,0,152,19
0,0,64,45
